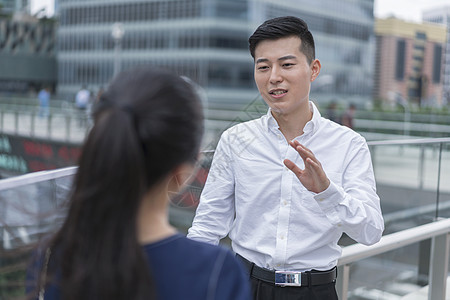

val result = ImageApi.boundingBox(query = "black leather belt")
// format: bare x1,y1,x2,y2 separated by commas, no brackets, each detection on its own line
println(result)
236,254,337,287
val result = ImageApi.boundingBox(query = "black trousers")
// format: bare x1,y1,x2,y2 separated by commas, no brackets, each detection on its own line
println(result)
250,276,338,300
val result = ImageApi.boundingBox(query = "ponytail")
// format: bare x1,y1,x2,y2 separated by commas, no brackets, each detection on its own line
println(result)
54,106,156,300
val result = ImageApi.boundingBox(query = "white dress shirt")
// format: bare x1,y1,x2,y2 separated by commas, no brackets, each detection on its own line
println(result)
188,102,384,272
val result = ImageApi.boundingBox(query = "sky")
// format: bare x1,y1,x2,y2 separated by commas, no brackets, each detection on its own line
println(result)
30,0,450,21
374,0,450,22
30,0,54,17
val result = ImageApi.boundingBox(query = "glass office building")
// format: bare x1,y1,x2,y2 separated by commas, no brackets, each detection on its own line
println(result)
0,0,29,14
57,0,375,106
0,9,56,94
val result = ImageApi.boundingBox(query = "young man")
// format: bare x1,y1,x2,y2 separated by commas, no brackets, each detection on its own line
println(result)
188,16,384,299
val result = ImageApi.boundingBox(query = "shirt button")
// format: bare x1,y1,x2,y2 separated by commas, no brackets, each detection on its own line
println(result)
283,200,288,206
280,235,285,240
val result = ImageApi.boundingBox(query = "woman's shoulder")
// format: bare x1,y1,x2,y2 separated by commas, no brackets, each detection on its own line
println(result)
143,234,251,299
143,234,232,262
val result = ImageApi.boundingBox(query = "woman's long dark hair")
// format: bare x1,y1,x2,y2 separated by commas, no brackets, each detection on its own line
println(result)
42,67,203,299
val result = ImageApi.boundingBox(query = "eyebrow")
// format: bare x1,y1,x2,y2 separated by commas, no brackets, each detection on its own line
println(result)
255,55,297,64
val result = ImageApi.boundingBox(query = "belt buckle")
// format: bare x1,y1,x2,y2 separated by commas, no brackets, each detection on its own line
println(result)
275,271,302,286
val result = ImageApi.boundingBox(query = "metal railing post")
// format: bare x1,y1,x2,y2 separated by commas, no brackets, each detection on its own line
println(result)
419,144,425,190
14,111,19,134
31,112,36,137
65,115,71,142
336,264,350,300
435,142,443,220
428,233,450,300
47,114,52,139
370,146,376,173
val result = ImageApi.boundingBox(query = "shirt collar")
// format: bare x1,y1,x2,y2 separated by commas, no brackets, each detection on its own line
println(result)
264,101,322,136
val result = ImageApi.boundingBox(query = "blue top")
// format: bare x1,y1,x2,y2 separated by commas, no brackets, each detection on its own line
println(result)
27,234,251,300
144,234,250,299
38,89,50,105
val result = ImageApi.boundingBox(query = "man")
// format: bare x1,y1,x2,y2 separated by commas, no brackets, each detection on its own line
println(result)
188,16,384,299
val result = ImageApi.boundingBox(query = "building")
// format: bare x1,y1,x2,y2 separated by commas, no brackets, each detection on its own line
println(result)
57,0,375,106
0,14,57,95
0,0,29,15
374,18,446,107
423,6,450,106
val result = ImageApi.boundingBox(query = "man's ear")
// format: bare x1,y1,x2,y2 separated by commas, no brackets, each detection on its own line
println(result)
310,59,321,82
167,163,196,195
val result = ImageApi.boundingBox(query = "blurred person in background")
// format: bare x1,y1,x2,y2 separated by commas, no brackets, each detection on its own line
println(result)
341,103,356,129
74,85,90,126
37,87,51,118
26,66,250,300
188,16,384,300
325,100,339,123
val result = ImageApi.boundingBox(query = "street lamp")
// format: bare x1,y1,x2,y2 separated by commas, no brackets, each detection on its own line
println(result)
111,23,125,77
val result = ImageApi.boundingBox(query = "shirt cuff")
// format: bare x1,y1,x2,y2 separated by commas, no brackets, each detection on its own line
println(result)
313,180,345,211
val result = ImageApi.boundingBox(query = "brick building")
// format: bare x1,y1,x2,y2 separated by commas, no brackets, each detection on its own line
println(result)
374,18,446,107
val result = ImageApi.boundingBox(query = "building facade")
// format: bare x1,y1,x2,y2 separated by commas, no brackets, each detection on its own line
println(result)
374,18,446,107
0,0,28,15
0,14,57,94
423,6,450,106
57,0,375,106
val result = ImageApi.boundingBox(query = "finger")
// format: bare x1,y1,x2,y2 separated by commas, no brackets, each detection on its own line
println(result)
305,157,320,173
305,157,329,181
283,159,303,177
289,141,306,159
305,158,330,191
293,144,315,164
296,143,315,157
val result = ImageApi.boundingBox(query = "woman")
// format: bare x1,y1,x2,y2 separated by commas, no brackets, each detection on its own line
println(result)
27,67,250,300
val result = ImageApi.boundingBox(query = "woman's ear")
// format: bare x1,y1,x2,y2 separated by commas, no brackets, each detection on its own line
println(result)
167,163,196,195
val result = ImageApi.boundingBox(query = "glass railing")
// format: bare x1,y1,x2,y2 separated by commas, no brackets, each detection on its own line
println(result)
370,138,450,234
0,108,88,143
341,137,450,299
0,167,75,298
0,138,449,299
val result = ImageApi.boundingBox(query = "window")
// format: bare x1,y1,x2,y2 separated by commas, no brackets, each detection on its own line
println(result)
433,44,442,83
395,39,406,80
415,32,426,40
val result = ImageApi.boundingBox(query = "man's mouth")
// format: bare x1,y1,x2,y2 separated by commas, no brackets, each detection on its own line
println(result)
269,89,287,96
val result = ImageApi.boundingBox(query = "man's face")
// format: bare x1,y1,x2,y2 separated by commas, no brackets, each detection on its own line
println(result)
253,36,320,118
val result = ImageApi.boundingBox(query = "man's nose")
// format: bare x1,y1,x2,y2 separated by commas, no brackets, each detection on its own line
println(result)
269,66,283,84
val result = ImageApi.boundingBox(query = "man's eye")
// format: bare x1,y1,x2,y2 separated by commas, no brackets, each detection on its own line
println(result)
257,66,269,71
283,63,294,67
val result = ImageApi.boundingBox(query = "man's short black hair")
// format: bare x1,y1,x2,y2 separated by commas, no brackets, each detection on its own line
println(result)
249,16,315,64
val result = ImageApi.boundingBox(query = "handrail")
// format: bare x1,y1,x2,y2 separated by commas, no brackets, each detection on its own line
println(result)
338,218,450,266
0,166,77,190
367,137,450,146
337,218,450,300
